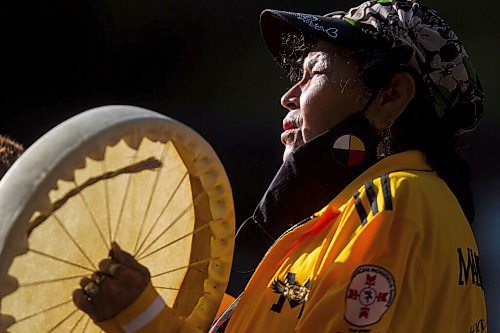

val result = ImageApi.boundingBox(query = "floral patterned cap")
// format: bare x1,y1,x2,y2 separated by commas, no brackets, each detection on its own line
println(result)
260,0,484,134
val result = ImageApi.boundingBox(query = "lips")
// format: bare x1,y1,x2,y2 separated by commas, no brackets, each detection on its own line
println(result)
283,118,297,131
282,111,301,131
281,112,301,145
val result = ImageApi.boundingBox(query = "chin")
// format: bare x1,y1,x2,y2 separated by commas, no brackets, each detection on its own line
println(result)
282,146,294,162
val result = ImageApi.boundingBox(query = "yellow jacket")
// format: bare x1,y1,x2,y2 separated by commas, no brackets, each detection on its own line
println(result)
99,150,487,332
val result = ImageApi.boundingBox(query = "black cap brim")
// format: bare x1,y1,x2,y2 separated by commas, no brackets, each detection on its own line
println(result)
260,9,376,70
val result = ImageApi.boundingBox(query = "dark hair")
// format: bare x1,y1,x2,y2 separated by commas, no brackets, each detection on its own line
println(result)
280,31,475,223
280,32,317,83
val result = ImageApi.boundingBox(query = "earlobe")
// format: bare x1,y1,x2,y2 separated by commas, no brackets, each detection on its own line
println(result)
364,72,416,130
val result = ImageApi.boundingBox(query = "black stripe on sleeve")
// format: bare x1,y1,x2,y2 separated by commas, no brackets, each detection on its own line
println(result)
365,180,378,215
353,191,368,226
381,174,393,211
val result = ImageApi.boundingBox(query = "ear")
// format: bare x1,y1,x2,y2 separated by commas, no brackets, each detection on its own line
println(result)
364,72,416,130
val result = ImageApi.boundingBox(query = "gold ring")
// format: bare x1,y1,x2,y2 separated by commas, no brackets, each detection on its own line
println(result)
84,282,100,298
108,263,121,277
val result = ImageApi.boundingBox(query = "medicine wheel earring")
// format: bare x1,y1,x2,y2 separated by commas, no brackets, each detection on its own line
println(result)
332,134,367,167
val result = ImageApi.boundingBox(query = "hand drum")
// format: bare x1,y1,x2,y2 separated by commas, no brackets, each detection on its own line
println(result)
0,106,234,332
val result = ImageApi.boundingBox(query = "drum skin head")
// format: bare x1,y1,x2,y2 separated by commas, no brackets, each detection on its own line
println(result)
0,105,235,332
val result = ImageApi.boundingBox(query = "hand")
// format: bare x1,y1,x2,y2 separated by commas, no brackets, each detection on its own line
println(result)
73,242,150,322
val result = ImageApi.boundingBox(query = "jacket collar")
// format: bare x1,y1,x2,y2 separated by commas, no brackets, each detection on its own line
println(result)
252,112,379,239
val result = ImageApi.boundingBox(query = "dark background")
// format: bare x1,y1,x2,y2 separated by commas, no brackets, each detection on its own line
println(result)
1,0,498,329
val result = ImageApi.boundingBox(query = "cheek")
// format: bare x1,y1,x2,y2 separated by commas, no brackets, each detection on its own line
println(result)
300,78,337,140
301,79,325,110
300,96,321,141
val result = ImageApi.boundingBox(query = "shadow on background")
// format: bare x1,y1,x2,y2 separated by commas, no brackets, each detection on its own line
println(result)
1,0,498,330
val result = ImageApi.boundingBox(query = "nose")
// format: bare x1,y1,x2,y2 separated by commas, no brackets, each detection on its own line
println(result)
280,82,300,111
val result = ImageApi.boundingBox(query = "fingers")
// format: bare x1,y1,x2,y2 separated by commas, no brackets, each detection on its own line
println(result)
80,277,92,289
100,262,149,293
73,243,151,322
75,276,129,322
75,266,148,320
92,272,107,285
97,256,134,281
109,242,150,278
98,258,114,275
73,289,99,321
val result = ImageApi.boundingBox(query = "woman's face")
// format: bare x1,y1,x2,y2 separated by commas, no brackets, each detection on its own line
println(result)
280,41,370,161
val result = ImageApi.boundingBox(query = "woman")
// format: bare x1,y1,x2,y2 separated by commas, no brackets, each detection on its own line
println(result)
74,1,487,332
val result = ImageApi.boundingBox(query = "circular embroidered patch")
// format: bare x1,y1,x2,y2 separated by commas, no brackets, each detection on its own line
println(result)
344,265,396,327
332,134,366,167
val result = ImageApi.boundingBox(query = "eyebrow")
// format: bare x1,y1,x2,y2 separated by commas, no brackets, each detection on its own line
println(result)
303,52,329,71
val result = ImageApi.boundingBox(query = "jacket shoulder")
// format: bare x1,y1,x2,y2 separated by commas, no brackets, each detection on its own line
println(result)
347,170,457,226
